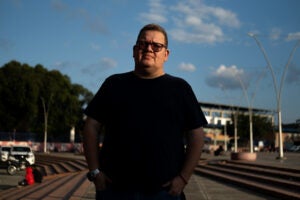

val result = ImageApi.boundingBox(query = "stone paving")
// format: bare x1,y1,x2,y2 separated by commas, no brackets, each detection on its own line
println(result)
184,172,281,200
2,152,299,199
83,152,300,200
183,152,300,200
81,152,300,200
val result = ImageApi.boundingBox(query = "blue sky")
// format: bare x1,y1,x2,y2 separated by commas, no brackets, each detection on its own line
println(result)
1,0,300,124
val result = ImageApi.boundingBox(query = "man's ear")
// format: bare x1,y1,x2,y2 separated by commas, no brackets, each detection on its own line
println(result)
164,49,170,61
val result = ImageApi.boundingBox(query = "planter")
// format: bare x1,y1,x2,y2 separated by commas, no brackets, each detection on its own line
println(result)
231,152,257,161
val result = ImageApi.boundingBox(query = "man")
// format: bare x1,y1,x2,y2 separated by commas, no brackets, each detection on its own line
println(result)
83,23,208,200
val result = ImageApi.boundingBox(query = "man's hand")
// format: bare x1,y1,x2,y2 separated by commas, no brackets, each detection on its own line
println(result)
94,172,112,191
163,175,187,196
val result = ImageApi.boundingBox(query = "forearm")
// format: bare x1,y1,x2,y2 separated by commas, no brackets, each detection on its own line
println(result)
180,127,204,182
83,117,102,171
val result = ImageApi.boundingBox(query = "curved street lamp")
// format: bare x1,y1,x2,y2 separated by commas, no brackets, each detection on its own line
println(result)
41,97,48,153
236,75,254,153
41,95,52,153
218,84,241,153
248,33,300,159
236,67,266,153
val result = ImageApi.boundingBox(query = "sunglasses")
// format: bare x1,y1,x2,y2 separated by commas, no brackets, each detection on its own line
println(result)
135,41,167,52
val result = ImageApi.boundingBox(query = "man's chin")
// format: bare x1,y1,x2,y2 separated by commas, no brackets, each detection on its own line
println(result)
139,61,153,68
136,65,154,73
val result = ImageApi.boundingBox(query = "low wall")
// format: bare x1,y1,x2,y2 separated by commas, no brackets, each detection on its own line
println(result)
231,152,257,161
0,141,83,153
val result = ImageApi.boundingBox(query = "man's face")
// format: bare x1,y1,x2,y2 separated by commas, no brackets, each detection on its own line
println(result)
133,30,169,77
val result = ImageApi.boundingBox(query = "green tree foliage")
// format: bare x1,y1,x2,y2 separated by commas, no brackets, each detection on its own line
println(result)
0,60,93,141
227,113,275,146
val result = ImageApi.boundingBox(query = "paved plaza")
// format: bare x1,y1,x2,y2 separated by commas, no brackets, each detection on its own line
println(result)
81,152,300,200
184,152,300,200
1,152,299,199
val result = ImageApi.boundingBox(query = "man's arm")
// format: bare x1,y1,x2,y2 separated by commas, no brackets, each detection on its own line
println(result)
83,117,110,190
167,126,204,196
83,116,102,171
180,126,204,182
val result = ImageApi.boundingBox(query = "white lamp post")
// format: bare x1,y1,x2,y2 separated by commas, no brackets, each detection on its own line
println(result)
219,84,240,153
233,108,238,152
41,95,52,153
248,33,300,159
236,75,254,153
41,97,48,153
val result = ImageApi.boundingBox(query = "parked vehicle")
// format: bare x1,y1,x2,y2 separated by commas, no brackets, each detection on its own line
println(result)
0,145,35,175
287,145,300,152
0,145,35,164
0,146,11,163
7,155,29,175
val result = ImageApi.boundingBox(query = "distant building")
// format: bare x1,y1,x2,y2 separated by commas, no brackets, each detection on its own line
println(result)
199,102,300,150
199,102,274,151
280,120,300,147
200,102,274,126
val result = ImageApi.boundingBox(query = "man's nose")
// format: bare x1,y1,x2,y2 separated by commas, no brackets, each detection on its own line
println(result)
145,43,154,52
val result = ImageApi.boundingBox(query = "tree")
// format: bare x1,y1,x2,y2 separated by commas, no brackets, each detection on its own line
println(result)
0,61,39,131
0,60,93,142
227,113,275,147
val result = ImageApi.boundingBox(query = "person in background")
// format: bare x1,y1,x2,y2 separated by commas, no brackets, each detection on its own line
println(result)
83,23,208,200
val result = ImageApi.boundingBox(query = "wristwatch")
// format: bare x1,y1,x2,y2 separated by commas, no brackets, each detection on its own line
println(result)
86,169,100,181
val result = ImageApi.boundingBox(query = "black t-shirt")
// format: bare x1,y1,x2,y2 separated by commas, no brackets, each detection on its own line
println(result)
84,71,207,192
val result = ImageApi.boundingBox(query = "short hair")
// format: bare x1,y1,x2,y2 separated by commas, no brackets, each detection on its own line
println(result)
136,24,168,48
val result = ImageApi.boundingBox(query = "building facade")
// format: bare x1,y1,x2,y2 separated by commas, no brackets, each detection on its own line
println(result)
199,102,274,151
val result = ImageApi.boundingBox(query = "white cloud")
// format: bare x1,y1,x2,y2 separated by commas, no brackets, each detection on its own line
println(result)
205,65,248,90
140,13,167,24
214,65,244,79
178,62,196,72
270,28,281,40
139,0,168,23
170,23,224,44
139,0,241,44
185,16,202,27
286,32,300,41
207,6,240,28
171,1,240,44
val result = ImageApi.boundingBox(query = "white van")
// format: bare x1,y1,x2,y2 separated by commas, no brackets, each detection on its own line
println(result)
0,146,35,165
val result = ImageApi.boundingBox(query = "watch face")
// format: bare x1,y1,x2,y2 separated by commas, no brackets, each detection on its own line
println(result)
87,169,100,181
87,172,95,181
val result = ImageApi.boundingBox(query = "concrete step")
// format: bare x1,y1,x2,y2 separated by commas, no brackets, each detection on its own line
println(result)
195,163,300,200
201,164,300,192
35,154,88,176
0,171,92,200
